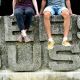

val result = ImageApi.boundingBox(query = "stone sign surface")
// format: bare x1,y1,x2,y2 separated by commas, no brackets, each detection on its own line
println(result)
0,53,1,68
0,15,79,71
49,45,80,71
8,43,41,71
4,16,34,42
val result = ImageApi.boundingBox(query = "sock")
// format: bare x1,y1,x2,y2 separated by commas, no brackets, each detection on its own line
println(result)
21,30,26,37
48,38,53,42
63,37,68,41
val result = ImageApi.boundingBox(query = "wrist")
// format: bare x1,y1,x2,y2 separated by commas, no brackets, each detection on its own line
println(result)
36,11,39,14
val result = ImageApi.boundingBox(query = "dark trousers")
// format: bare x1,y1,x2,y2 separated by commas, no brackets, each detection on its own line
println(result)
14,7,34,31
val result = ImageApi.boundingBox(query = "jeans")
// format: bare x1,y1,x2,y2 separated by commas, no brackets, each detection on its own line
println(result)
14,7,34,31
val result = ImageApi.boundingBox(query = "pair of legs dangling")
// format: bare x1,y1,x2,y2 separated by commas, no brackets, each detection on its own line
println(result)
14,7,34,42
43,6,71,49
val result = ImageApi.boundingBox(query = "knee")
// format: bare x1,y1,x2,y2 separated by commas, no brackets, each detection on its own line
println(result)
62,11,70,19
44,12,51,19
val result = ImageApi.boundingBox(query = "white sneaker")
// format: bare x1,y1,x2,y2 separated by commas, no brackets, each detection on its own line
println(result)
62,40,71,46
48,40,55,50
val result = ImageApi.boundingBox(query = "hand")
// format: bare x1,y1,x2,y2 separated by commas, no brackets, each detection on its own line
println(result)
40,8,45,15
40,10,44,15
69,10,73,15
35,12,40,17
10,13,14,16
69,12,72,15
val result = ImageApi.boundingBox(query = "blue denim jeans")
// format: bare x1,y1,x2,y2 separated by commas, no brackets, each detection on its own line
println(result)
14,7,34,31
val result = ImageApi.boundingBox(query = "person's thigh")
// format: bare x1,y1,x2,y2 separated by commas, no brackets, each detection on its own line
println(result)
58,7,69,15
24,7,34,29
24,7,34,15
14,7,24,15
44,6,55,15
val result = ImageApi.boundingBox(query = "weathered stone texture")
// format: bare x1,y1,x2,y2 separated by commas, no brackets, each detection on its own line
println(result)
77,16,80,39
0,15,80,71
0,54,1,68
0,17,7,69
49,45,80,71
4,16,34,42
0,17,2,68
0,76,2,80
8,43,41,71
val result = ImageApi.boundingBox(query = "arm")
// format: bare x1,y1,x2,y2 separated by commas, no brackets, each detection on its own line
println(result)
40,0,46,15
32,0,39,15
66,0,72,15
11,0,16,16
13,0,16,14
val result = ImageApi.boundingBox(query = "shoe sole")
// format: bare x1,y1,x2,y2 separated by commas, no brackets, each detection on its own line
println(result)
48,45,54,50
62,44,72,47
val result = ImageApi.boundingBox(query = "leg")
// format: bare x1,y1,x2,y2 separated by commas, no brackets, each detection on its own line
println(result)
61,8,70,38
43,6,55,49
14,8,25,42
44,11,52,39
61,8,71,46
24,7,34,30
14,8,27,38
14,8,25,31
21,7,34,42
